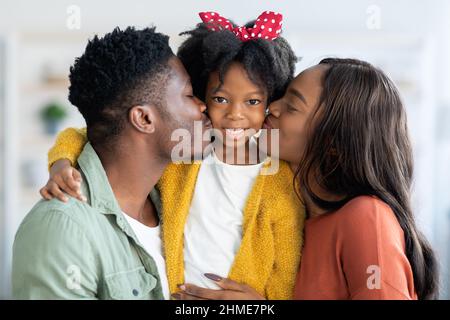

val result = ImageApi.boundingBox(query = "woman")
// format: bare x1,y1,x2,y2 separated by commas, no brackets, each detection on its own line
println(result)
173,58,439,300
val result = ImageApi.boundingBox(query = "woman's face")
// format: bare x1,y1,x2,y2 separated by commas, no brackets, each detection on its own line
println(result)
261,64,328,165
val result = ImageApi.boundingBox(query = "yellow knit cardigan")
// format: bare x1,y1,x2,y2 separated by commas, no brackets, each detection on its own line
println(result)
48,127,305,299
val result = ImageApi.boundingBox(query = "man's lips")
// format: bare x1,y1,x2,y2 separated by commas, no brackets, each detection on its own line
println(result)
202,117,212,129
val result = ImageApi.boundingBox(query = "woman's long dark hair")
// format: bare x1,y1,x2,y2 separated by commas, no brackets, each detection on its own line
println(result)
296,58,439,299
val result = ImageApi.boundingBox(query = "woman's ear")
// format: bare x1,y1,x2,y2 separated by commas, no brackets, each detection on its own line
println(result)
128,105,157,134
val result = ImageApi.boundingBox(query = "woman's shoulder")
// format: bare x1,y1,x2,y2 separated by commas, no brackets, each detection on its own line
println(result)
338,195,395,221
335,195,404,244
333,196,415,300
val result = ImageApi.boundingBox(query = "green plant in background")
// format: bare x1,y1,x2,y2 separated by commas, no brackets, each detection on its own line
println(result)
40,101,68,135
40,102,67,121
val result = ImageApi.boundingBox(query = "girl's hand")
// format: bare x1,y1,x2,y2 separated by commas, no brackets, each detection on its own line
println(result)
171,273,265,300
39,159,86,203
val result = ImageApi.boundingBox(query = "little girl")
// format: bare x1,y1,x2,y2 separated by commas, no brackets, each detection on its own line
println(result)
41,11,304,299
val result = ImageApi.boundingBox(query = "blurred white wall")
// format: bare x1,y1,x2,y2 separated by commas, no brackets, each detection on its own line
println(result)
1,0,449,299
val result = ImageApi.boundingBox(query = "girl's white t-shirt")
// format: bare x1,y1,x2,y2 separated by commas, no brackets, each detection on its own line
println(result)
183,146,265,289
122,212,170,300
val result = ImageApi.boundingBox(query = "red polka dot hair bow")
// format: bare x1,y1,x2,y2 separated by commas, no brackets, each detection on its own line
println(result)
198,11,283,42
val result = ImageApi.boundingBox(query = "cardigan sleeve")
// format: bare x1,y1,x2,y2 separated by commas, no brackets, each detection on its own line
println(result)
48,127,88,170
264,162,305,300
264,202,305,299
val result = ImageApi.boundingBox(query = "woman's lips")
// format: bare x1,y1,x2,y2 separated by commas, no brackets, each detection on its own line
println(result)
263,117,274,129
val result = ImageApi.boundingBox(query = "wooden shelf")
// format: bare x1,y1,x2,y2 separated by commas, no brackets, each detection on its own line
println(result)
21,80,69,93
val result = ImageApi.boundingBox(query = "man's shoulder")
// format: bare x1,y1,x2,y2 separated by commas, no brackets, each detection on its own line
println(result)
12,197,102,299
16,197,99,241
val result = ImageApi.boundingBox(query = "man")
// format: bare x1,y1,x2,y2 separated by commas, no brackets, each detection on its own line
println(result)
12,26,210,299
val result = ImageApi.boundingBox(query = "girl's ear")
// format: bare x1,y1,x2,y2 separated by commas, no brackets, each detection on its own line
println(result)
128,105,157,134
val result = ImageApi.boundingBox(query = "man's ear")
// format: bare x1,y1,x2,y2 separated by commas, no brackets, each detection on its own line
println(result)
128,105,158,134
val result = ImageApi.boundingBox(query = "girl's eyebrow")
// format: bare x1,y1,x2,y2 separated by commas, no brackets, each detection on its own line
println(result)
212,86,225,94
212,87,264,96
246,90,265,96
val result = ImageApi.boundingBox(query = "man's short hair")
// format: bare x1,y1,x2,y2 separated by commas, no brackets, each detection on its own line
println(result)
69,26,174,146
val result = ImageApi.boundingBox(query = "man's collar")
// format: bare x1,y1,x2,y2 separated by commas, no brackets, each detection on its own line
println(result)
77,142,122,216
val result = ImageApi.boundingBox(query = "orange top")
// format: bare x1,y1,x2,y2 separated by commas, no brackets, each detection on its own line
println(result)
294,196,418,300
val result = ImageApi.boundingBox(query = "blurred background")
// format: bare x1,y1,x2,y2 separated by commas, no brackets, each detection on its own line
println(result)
0,0,449,299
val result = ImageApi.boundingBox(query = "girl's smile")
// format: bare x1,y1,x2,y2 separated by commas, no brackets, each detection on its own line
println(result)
224,128,246,140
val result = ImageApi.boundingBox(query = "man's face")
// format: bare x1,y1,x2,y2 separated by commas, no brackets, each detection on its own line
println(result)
157,57,212,161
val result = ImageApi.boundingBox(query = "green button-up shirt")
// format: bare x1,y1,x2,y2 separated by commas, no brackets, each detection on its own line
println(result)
12,142,164,300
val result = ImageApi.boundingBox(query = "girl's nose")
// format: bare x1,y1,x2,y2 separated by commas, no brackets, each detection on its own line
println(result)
227,104,244,120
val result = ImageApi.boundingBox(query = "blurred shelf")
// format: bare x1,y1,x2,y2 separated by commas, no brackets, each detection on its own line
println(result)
21,80,69,93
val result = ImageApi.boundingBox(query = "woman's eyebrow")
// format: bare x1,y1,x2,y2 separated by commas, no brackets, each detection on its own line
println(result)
288,88,308,106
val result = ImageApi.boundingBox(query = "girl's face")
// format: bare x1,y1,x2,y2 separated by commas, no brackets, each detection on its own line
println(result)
262,64,328,165
205,62,267,148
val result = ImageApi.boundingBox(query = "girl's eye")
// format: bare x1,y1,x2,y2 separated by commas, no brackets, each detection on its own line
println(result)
212,97,228,104
247,99,261,106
